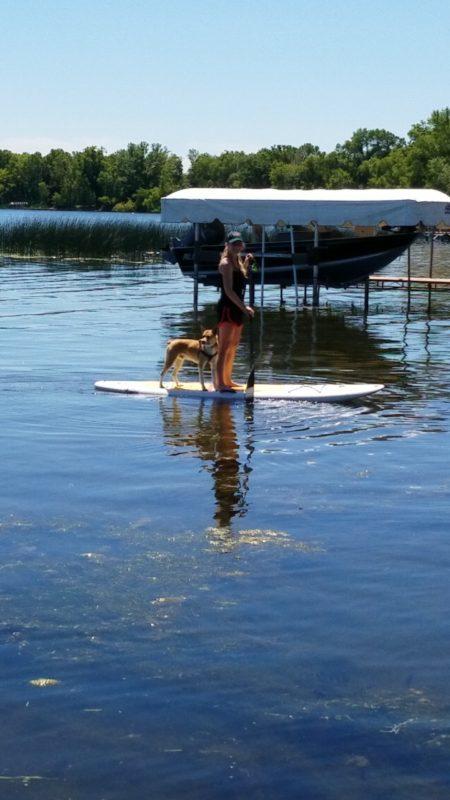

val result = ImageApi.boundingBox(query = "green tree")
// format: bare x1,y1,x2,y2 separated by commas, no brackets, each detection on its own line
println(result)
133,187,162,212
333,128,405,185
269,153,327,189
44,149,73,202
325,167,354,189
53,160,96,208
98,142,181,208
77,146,105,199
238,150,273,187
362,149,412,187
5,153,46,204
426,157,450,194
1,109,449,210
98,142,149,204
159,154,183,196
407,108,450,186
37,180,50,206
187,151,219,186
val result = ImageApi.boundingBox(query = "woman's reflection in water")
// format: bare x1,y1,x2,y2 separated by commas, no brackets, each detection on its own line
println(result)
159,398,253,530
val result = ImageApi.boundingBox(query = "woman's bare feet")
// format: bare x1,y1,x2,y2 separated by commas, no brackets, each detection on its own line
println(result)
216,384,236,393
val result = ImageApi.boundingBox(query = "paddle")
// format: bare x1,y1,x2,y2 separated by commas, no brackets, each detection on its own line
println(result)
244,313,257,400
244,255,258,399
245,365,255,399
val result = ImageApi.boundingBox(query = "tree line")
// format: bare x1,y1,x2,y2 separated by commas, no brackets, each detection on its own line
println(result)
1,109,449,212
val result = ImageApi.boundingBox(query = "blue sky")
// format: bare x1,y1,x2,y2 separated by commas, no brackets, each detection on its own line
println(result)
3,0,449,158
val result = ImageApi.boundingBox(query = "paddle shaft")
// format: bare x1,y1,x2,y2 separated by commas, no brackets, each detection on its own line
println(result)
245,313,257,397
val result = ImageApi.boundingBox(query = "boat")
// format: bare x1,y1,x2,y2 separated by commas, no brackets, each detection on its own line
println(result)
161,188,450,290
168,228,416,288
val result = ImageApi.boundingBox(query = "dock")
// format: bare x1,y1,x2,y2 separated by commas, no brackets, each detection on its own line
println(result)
358,271,450,313
368,275,450,290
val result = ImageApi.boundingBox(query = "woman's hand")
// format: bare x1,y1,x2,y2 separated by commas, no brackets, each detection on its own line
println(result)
244,253,254,267
245,305,255,318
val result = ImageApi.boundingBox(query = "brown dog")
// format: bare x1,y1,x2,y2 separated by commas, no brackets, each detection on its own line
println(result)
160,328,218,391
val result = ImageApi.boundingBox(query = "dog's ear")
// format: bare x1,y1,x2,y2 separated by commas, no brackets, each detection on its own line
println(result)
212,325,219,337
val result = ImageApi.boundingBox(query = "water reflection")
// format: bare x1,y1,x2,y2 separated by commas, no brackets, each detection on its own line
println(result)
159,398,254,529
161,303,400,387
160,299,450,409
2,252,450,799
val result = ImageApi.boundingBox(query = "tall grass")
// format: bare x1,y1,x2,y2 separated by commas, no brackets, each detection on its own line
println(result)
0,218,186,260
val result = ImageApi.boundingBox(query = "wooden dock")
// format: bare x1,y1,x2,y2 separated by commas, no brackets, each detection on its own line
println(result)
356,272,450,313
368,275,450,290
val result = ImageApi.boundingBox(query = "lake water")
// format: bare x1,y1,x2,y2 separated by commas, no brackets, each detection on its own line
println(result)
1,239,450,799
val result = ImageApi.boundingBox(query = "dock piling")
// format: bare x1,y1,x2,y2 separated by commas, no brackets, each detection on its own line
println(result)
312,222,320,307
428,228,434,313
407,246,411,310
260,226,266,307
290,226,299,306
364,278,369,314
193,223,199,315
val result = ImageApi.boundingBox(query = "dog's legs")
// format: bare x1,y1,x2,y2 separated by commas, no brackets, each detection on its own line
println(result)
160,350,177,388
198,362,207,391
172,356,184,387
160,358,170,388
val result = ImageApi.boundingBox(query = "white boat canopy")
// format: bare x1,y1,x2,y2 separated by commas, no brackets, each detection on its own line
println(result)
161,188,450,227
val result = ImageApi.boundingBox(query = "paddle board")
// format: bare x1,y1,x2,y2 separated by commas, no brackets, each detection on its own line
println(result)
94,380,384,402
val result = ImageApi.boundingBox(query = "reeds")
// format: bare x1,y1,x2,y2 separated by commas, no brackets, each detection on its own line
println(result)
0,217,185,260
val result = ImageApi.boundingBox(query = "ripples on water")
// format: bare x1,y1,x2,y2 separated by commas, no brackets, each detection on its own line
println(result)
1,242,450,799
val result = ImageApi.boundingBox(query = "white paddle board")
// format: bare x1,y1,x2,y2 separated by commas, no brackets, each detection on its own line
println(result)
94,380,384,402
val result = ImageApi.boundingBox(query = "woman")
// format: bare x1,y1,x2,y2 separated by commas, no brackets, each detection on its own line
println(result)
215,231,255,392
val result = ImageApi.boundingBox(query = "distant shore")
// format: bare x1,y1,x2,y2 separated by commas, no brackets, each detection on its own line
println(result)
0,109,448,214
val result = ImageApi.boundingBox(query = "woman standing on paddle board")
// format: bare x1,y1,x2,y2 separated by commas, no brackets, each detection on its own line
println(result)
215,231,254,393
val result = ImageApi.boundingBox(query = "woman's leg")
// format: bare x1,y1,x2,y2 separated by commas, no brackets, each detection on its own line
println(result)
224,325,243,387
215,323,234,389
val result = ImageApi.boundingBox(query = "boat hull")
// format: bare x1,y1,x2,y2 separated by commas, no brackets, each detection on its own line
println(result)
169,232,416,288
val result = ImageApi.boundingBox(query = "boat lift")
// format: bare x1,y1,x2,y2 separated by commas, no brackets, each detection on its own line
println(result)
161,188,450,312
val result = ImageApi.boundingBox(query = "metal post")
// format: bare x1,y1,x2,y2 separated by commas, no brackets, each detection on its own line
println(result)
260,226,266,307
193,222,199,314
364,278,369,314
249,224,256,306
249,269,255,306
303,284,308,305
313,272,320,305
312,222,320,307
407,245,411,311
428,227,434,313
290,225,299,306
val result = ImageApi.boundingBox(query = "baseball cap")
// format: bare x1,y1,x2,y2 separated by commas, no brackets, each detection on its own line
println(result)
226,231,244,244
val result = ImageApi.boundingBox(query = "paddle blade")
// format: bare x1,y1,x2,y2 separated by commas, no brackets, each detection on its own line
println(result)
245,367,255,398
